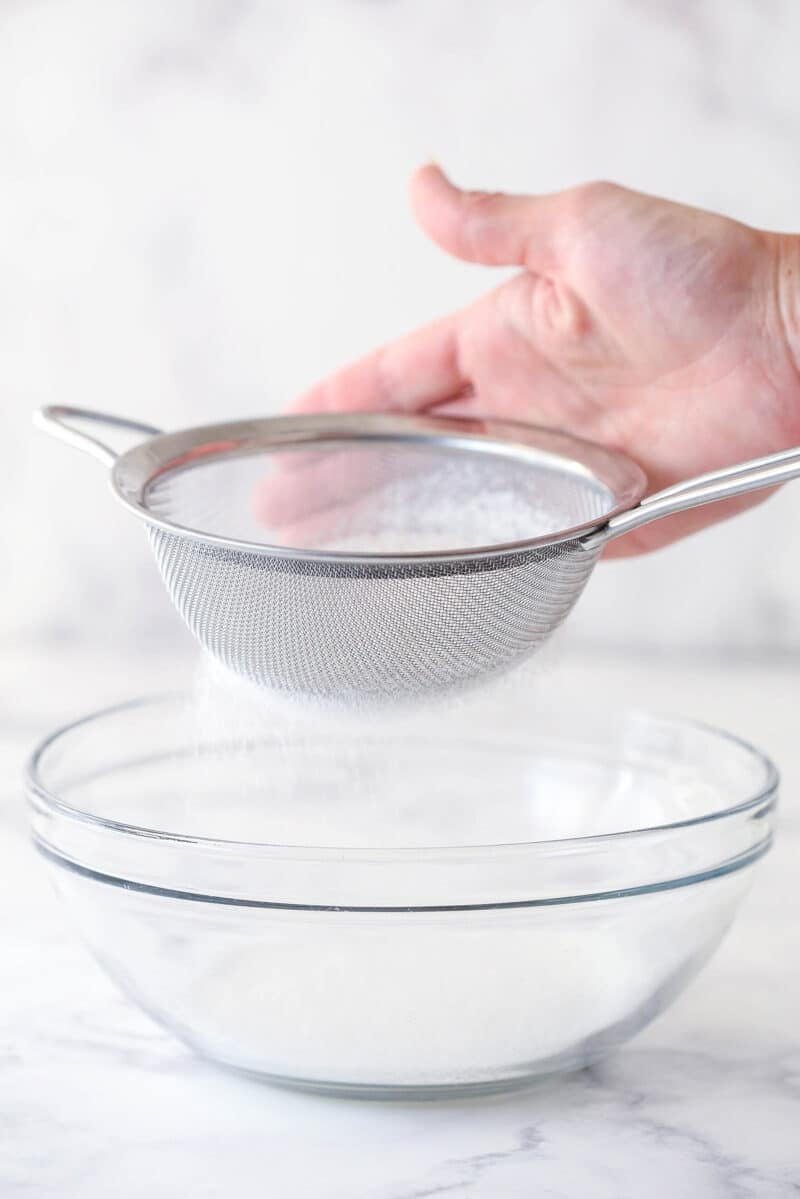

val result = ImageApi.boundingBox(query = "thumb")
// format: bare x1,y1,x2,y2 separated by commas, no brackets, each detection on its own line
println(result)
409,163,565,271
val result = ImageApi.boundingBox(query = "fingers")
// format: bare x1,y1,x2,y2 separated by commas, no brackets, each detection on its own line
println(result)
253,445,405,532
410,163,567,272
291,311,467,415
264,312,470,538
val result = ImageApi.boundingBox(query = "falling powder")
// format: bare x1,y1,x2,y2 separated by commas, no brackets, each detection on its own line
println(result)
141,657,749,1090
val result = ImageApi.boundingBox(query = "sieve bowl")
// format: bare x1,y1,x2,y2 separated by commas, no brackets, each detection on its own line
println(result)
36,406,800,700
26,691,777,1099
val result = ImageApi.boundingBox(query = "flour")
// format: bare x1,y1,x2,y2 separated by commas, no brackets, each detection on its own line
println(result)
187,657,720,847
164,657,744,1087
150,443,611,553
171,445,725,1087
190,917,665,1083
171,823,744,1087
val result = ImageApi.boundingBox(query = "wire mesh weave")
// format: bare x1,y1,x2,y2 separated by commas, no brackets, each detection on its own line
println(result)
149,529,601,697
138,435,616,697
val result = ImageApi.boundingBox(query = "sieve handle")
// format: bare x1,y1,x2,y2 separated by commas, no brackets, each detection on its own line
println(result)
588,444,800,546
34,406,162,468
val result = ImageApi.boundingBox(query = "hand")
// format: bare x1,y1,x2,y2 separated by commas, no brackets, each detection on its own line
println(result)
284,166,800,555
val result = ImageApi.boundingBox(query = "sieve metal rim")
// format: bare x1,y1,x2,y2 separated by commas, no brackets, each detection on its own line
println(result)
108,411,647,565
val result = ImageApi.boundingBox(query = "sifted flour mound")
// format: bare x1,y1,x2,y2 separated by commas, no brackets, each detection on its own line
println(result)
189,917,671,1084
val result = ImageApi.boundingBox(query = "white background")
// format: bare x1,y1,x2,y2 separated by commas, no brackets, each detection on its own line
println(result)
3,9,800,1191
3,0,800,657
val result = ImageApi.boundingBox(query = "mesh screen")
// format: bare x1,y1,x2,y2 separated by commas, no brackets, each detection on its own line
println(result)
144,439,613,553
144,437,610,697
149,529,601,697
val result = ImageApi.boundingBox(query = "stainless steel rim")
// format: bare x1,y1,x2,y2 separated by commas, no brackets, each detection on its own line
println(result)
109,412,647,563
36,404,800,561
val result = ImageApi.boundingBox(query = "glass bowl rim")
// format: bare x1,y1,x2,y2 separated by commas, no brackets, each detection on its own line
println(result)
25,691,780,859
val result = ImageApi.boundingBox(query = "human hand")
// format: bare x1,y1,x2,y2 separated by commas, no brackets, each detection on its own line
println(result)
280,166,800,555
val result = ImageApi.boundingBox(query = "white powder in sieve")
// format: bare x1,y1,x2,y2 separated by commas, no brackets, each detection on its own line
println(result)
312,480,581,553
152,447,608,552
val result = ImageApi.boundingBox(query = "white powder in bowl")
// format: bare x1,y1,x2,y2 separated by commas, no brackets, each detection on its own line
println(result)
147,661,747,1089
172,870,744,1088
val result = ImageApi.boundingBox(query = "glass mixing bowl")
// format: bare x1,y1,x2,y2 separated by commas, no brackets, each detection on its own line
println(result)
26,691,777,1099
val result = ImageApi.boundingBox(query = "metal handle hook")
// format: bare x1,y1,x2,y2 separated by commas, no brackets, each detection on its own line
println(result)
34,406,162,468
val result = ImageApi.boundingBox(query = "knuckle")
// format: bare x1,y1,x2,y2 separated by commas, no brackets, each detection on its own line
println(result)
457,189,506,257
460,188,502,215
568,180,621,218
533,275,590,343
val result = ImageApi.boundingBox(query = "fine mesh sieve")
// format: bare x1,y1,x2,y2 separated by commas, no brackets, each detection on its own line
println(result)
37,406,800,698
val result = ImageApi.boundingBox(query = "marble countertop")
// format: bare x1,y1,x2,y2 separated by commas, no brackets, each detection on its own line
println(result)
2,643,799,1198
